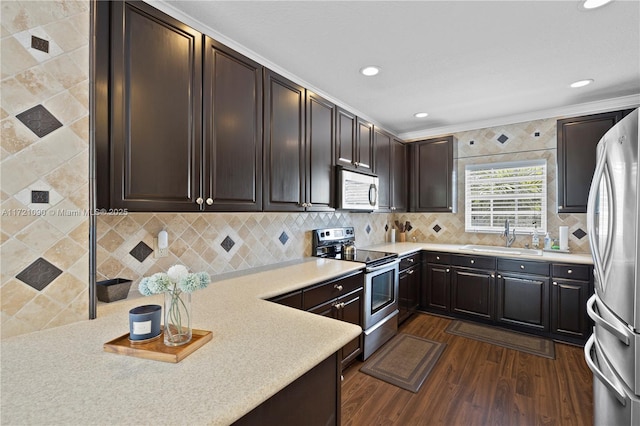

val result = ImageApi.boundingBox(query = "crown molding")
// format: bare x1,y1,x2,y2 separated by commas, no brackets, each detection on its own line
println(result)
399,95,640,142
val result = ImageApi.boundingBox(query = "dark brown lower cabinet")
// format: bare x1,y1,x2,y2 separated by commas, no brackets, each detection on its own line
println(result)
398,264,420,324
423,262,450,313
496,272,550,332
233,352,340,426
551,278,591,342
451,268,495,321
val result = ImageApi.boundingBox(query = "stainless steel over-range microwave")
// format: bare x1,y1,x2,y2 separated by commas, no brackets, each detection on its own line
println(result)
336,166,379,211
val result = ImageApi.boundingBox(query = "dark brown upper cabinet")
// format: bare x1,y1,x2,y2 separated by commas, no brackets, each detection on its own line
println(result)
305,91,337,211
263,72,335,212
203,37,263,211
557,109,630,213
263,70,306,211
410,136,455,212
374,128,407,212
335,108,374,172
106,1,202,211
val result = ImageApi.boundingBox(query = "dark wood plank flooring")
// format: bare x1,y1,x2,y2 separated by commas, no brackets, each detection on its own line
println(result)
342,313,593,426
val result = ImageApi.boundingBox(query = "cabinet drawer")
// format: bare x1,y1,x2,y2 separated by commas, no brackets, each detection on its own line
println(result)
498,258,549,276
451,254,495,270
425,252,451,265
552,263,591,281
303,272,363,310
400,252,421,271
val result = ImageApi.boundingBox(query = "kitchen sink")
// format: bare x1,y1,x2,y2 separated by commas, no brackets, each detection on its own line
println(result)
460,244,543,256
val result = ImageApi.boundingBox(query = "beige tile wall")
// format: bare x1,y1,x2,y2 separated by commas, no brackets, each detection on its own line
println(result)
1,0,90,338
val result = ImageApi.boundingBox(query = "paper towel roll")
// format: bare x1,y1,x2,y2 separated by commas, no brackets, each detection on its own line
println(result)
559,226,569,251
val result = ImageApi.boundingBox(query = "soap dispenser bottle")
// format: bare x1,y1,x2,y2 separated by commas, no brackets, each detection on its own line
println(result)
544,232,551,250
531,223,539,248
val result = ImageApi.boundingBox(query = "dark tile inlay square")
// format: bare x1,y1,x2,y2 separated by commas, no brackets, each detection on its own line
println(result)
497,134,509,144
16,258,62,291
279,231,289,245
573,228,587,240
534,131,540,137
130,241,153,262
366,224,372,234
31,35,49,53
16,104,62,138
31,190,49,204
469,140,475,145
433,224,442,233
221,236,235,252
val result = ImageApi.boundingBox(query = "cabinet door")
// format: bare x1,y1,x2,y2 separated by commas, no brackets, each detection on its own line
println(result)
263,70,305,211
423,263,450,312
338,289,363,368
496,272,549,331
451,268,494,320
203,37,262,211
374,128,392,211
110,1,202,211
391,138,408,212
411,136,455,212
356,117,374,170
335,107,356,169
557,110,627,213
551,279,590,340
306,92,336,211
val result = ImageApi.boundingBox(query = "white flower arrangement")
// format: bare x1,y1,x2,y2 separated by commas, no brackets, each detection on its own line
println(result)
138,264,211,296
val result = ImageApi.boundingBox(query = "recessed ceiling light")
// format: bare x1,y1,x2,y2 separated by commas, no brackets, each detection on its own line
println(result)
582,0,613,10
414,112,429,118
570,79,594,88
360,66,380,77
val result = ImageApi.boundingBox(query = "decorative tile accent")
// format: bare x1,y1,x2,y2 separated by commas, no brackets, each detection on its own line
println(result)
279,231,289,245
16,104,62,138
534,132,540,137
385,224,389,232
573,228,587,240
31,36,49,53
16,258,62,291
31,190,49,204
366,224,372,234
433,224,442,233
497,134,509,144
221,236,235,252
129,241,153,263
469,140,475,145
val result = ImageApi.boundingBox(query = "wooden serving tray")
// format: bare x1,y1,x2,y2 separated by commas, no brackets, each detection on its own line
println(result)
104,328,212,363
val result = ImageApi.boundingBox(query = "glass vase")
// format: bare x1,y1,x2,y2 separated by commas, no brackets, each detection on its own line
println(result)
164,290,191,346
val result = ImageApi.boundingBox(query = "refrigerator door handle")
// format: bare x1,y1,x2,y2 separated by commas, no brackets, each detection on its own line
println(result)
584,334,628,406
586,294,631,346
587,141,608,291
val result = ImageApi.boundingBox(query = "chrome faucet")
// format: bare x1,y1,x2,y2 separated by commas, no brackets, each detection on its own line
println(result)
503,219,516,247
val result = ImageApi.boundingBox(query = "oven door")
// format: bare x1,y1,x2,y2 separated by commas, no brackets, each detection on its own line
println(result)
364,260,400,330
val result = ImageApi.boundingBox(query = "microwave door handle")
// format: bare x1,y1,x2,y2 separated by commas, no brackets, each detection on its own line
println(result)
587,141,607,291
584,335,628,406
369,184,377,206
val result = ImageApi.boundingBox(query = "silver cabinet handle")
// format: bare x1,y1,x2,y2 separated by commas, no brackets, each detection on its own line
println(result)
407,269,415,275
520,265,525,269
307,203,312,208
446,269,450,273
334,302,345,310
568,269,573,274
436,256,440,260
491,274,495,278
206,198,213,205
407,258,414,263
470,259,475,264
553,281,558,286
334,284,343,291
498,274,502,278
196,197,204,205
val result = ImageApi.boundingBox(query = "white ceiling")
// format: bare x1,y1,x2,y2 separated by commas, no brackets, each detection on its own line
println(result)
158,0,640,140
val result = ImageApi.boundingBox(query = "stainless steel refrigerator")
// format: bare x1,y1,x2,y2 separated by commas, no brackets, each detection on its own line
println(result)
584,108,640,425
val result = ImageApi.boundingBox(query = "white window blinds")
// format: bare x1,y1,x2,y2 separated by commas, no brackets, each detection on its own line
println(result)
465,160,547,233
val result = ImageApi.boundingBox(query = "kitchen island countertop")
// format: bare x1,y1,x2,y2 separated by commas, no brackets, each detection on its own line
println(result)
0,258,363,425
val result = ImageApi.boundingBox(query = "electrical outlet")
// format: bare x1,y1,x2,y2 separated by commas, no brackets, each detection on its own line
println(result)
154,238,168,258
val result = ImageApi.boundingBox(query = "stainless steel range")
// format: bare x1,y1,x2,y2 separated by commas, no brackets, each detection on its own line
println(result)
312,227,400,360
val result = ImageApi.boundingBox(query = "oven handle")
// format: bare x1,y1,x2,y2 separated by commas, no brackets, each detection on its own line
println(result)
365,259,400,273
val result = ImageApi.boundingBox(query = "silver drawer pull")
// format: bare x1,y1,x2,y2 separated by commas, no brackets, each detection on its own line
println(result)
520,265,525,269
446,269,450,273
408,258,414,263
407,269,415,275
553,281,558,286
334,284,343,291
568,269,573,274
470,260,475,264
436,256,440,260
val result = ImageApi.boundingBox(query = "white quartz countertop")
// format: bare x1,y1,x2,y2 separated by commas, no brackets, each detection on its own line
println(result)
366,242,594,265
0,259,363,426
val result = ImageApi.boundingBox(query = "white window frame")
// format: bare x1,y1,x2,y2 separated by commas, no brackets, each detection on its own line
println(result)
465,159,547,234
